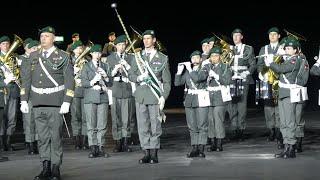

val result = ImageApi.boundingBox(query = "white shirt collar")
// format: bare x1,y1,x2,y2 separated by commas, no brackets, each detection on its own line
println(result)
270,42,278,49
42,46,56,58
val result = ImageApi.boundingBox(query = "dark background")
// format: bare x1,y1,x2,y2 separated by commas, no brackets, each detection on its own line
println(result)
1,0,319,109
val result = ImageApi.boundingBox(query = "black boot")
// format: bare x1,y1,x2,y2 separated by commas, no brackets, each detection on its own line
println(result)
34,160,51,180
33,141,39,154
287,144,296,158
139,149,150,164
295,137,303,153
113,140,122,153
238,130,244,141
275,144,289,158
51,164,61,180
82,136,89,150
267,128,276,141
187,145,199,158
122,137,132,152
6,135,13,151
28,142,35,155
207,138,217,152
231,130,239,140
98,146,110,158
198,145,206,158
216,138,223,152
0,135,4,151
276,129,284,149
88,146,96,158
150,149,159,164
74,135,81,150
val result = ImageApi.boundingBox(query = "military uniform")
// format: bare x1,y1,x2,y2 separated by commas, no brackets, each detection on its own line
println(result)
128,30,171,164
69,40,88,150
0,72,6,151
20,26,75,179
257,28,282,143
175,50,209,158
107,41,136,152
268,38,309,158
81,44,111,158
227,29,256,140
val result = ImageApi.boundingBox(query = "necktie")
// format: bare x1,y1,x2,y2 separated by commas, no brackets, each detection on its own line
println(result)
43,51,48,58
146,52,151,60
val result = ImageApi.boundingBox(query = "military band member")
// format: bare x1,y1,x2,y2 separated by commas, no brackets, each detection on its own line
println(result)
66,33,80,53
201,38,210,60
108,35,135,152
208,37,216,51
20,40,40,155
227,28,256,141
198,47,232,152
102,32,116,56
0,74,9,161
265,38,309,159
175,50,209,158
128,30,171,164
0,35,20,151
20,26,75,179
81,44,111,158
257,27,283,146
70,40,89,150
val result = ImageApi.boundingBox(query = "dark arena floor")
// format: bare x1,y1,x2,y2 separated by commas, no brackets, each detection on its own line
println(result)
1,108,320,180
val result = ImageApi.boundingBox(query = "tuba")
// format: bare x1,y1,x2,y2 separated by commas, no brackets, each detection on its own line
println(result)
0,34,23,88
212,33,234,65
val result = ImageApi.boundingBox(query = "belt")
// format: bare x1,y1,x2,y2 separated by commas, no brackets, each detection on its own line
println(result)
31,85,65,94
206,86,221,91
278,81,301,89
187,89,207,94
114,76,129,83
231,66,248,70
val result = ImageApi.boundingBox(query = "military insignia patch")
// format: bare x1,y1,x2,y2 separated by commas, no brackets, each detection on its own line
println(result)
66,89,74,97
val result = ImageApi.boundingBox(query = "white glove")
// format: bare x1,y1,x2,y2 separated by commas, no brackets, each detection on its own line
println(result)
4,74,15,85
111,64,122,76
59,102,70,114
74,66,80,75
20,101,29,114
209,70,219,80
120,59,131,70
158,96,165,111
240,70,250,79
97,67,107,78
176,64,185,75
137,73,149,82
75,78,81,86
185,63,192,72
90,73,101,86
92,85,102,91
316,58,320,64
101,85,108,92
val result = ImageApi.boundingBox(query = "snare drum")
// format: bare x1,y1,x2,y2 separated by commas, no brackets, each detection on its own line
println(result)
255,80,273,100
230,79,244,100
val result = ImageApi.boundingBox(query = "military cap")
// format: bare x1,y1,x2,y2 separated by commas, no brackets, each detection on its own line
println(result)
39,26,56,35
284,38,299,49
231,28,243,36
72,33,79,38
208,36,216,43
190,50,201,58
27,40,39,49
90,44,102,53
23,38,33,47
0,36,10,43
201,38,210,45
267,27,280,34
142,30,155,37
114,34,127,45
70,40,83,51
209,46,222,56
108,32,116,36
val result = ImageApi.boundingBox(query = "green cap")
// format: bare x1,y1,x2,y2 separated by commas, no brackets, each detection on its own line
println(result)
39,26,55,35
70,40,83,51
231,28,243,36
208,36,216,43
90,44,102,53
201,38,210,45
267,27,280,34
108,32,115,36
23,38,33,47
72,33,79,38
284,38,299,49
209,47,222,56
27,40,39,49
142,30,155,37
0,36,10,43
114,35,127,45
190,50,201,58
